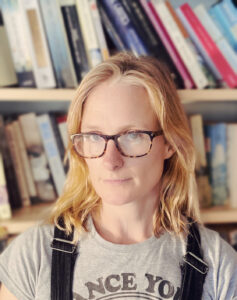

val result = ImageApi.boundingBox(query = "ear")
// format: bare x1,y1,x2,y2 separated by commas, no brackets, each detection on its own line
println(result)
164,143,175,160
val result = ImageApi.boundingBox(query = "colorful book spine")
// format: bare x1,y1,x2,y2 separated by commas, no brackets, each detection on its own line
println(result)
1,0,35,87
20,0,56,89
152,0,209,89
194,4,237,74
59,0,90,79
98,2,127,52
100,0,149,56
205,123,228,206
75,0,103,68
177,3,237,88
0,153,12,220
18,113,57,203
88,0,110,61
209,3,237,52
226,123,237,208
37,114,66,196
221,0,237,27
140,0,194,89
0,9,17,87
39,0,77,88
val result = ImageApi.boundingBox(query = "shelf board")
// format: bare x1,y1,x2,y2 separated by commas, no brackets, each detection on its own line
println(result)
0,203,236,235
0,88,237,103
0,203,54,235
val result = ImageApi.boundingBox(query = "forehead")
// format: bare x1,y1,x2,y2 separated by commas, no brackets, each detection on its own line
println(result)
80,80,159,132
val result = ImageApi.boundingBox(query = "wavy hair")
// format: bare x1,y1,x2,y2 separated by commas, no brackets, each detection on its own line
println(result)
49,52,200,238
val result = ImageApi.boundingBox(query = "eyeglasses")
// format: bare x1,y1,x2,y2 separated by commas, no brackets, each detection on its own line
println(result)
70,130,163,159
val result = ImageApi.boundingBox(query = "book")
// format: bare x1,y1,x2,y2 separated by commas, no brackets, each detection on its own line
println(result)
177,3,237,88
0,116,21,209
100,0,149,56
56,115,68,150
204,123,228,206
1,0,35,87
0,9,17,87
13,120,38,204
221,0,237,28
209,3,237,53
37,114,66,196
189,114,212,208
75,0,103,67
118,0,184,88
194,4,237,75
88,0,110,61
18,113,57,202
59,0,90,79
39,0,77,88
140,0,194,89
98,2,127,52
5,122,31,207
152,0,210,89
0,153,12,220
226,123,237,208
20,0,56,89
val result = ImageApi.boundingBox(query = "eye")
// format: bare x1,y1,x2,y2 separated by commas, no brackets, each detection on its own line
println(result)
86,133,103,143
124,132,144,141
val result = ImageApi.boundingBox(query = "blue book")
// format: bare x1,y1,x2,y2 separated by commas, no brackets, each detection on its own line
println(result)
205,123,228,206
100,0,149,56
39,0,77,88
221,0,237,26
209,3,237,52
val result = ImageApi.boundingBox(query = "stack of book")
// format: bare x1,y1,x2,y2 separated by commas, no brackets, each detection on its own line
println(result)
1,0,237,90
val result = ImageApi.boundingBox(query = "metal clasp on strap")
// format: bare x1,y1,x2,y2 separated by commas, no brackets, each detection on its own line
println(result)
183,252,209,274
51,238,77,254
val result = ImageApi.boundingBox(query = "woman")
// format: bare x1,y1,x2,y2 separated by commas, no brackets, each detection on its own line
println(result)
0,53,237,300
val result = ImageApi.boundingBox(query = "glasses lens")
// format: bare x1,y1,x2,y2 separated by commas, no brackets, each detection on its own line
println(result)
118,132,151,156
72,134,105,158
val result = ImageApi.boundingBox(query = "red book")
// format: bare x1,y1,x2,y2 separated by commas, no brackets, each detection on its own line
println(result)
177,3,237,88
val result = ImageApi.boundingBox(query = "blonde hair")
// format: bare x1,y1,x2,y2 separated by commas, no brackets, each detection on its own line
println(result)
49,52,200,237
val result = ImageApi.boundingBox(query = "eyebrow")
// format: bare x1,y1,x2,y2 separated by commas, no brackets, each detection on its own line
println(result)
81,125,155,132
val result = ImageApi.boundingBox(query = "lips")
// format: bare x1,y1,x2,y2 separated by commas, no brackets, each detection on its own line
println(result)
103,178,131,184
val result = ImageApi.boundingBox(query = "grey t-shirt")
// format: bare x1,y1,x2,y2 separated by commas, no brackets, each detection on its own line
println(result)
0,220,237,300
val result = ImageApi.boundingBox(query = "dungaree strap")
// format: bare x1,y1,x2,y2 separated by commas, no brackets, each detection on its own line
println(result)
180,221,209,300
50,218,77,300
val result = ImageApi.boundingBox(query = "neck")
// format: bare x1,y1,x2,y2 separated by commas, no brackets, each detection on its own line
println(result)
92,197,158,245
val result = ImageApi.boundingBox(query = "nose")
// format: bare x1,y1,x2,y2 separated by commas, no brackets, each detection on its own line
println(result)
102,140,124,170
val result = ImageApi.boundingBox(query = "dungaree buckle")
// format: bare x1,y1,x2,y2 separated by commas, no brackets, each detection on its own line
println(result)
51,238,77,254
183,251,209,274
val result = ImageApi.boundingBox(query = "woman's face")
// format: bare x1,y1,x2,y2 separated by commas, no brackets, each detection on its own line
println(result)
80,80,173,207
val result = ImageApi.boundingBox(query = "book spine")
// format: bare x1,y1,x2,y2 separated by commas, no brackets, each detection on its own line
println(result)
39,0,77,88
119,0,183,88
194,4,237,74
88,0,110,61
177,4,237,88
100,0,149,56
209,4,237,53
75,0,103,67
152,0,209,89
13,120,38,204
18,112,57,202
140,0,194,89
98,2,127,52
221,0,237,26
5,123,31,207
37,114,66,196
205,123,228,206
20,0,56,89
226,124,237,208
0,9,18,87
0,153,12,220
1,0,35,87
60,3,90,80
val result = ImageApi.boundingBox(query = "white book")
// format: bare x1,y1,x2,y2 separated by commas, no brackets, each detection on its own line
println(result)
37,114,66,196
20,0,56,88
152,0,209,89
0,153,12,220
75,0,103,67
88,0,110,61
227,123,237,208
194,4,237,74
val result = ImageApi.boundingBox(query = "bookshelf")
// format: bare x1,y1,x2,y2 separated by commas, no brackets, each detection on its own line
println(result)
1,87,237,234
